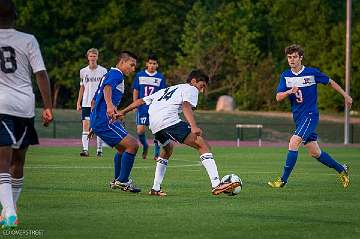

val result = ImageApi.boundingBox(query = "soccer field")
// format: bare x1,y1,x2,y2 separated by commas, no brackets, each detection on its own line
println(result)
10,146,360,239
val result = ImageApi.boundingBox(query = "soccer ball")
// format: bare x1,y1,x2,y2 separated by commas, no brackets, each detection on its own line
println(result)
221,174,243,196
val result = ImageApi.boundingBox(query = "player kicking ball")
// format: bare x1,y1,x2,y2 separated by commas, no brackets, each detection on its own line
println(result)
116,70,240,196
268,44,352,189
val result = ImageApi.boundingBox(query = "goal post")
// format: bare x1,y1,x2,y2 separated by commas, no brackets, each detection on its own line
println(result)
236,124,263,147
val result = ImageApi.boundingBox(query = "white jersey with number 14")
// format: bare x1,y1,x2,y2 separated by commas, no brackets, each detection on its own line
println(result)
143,83,199,134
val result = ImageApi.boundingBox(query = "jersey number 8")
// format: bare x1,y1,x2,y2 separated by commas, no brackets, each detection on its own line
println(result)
0,46,17,74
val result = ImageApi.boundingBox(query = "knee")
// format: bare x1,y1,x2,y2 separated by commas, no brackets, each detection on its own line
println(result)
288,136,302,150
309,150,321,158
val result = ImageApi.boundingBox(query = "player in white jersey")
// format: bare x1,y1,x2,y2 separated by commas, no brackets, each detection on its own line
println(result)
116,70,240,196
76,48,107,157
0,0,53,228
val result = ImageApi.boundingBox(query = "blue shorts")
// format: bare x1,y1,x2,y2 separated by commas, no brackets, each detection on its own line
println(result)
0,114,39,149
136,111,149,126
294,113,318,144
154,121,191,146
92,120,128,147
82,107,91,120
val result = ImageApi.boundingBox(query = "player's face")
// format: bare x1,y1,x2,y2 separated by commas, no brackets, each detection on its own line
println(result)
287,52,302,69
88,53,98,66
122,58,137,75
146,60,158,73
191,79,207,93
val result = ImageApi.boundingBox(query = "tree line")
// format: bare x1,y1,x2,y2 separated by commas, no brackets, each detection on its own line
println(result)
14,0,360,111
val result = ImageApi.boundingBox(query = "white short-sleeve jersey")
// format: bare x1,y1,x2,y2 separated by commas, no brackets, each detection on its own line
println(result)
80,65,107,107
143,83,199,133
0,29,46,118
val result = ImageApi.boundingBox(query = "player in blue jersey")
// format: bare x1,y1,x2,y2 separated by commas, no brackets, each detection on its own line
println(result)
132,54,166,160
90,51,141,193
268,44,353,189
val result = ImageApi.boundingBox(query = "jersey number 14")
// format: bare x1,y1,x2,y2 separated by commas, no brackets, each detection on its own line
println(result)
158,87,177,101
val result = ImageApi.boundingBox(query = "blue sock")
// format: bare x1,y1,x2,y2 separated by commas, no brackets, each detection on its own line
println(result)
281,150,298,183
117,152,136,183
138,134,148,149
114,152,122,179
316,151,344,173
154,140,160,157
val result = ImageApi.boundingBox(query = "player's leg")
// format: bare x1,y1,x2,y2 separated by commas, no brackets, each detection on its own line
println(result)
305,140,349,188
110,147,123,189
0,146,17,227
136,112,149,159
149,134,172,196
153,139,161,160
80,107,91,157
96,136,103,157
114,134,140,192
10,148,27,210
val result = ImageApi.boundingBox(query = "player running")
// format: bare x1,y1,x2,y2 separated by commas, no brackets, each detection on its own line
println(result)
116,70,240,196
268,44,352,188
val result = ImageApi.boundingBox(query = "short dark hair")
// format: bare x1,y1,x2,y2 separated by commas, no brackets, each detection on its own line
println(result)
0,0,17,22
118,51,138,61
147,53,158,62
285,44,304,57
186,69,209,84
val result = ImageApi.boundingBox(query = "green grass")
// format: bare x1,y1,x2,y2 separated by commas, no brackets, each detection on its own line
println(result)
33,109,360,143
8,146,360,239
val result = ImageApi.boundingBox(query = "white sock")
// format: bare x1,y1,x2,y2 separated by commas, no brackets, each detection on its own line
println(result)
0,173,16,217
11,177,23,208
82,132,89,151
96,136,103,152
152,158,168,191
200,153,220,188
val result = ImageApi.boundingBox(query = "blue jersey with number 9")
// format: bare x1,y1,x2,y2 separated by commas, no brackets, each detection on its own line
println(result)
276,66,330,123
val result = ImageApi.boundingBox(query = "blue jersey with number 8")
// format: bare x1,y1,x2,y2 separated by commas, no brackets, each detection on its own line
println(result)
276,66,330,123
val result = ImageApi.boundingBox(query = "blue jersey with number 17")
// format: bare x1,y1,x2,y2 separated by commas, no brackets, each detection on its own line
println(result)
276,66,330,123
132,70,166,115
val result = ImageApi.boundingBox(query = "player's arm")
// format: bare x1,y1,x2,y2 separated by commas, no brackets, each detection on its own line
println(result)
76,85,84,111
182,101,202,136
103,85,117,119
276,86,299,102
116,99,145,120
328,79,352,108
35,70,53,126
133,89,139,102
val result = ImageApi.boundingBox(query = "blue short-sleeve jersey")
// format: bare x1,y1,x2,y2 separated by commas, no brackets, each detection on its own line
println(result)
90,67,125,128
132,70,166,114
276,66,330,123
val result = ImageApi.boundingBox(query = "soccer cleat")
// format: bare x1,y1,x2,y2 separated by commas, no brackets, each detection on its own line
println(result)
149,189,167,197
212,181,241,196
267,177,286,188
1,215,17,229
96,151,103,157
142,146,148,160
80,150,89,157
109,179,116,189
339,164,350,188
112,179,141,193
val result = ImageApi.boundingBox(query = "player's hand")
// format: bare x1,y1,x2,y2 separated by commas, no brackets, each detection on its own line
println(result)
76,103,81,111
42,108,53,127
107,105,118,120
115,111,126,122
287,86,299,95
191,126,202,136
344,95,353,108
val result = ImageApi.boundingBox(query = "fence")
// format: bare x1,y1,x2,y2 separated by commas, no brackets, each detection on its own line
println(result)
35,120,360,144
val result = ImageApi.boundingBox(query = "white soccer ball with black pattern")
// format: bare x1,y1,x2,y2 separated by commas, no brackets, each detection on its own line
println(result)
221,174,243,196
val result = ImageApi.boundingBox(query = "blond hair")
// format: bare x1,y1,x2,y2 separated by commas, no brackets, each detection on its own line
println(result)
86,48,99,56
